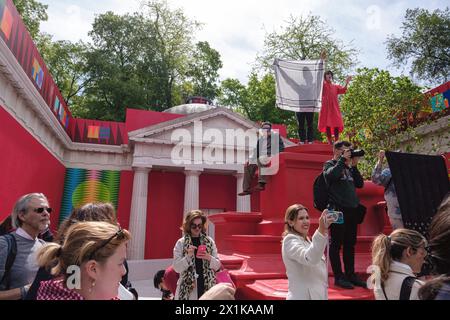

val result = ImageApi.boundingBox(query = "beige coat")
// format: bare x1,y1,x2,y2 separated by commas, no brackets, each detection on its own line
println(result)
281,230,328,300
173,236,221,300
374,261,424,300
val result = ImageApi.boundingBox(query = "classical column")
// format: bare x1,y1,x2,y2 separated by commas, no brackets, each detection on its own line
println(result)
184,169,202,215
128,167,150,260
235,172,251,212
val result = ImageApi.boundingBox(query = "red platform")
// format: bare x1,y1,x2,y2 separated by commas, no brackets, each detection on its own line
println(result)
210,143,389,300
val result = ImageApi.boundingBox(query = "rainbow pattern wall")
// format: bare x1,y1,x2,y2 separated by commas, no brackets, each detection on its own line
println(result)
59,168,121,224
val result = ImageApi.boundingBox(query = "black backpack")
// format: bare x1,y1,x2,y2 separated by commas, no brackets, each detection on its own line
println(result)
313,172,330,211
0,233,17,290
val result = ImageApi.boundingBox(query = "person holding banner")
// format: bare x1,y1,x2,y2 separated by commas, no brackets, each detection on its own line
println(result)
273,56,325,144
318,53,352,144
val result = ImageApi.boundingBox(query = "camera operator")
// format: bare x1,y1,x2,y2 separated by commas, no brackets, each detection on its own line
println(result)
323,141,367,289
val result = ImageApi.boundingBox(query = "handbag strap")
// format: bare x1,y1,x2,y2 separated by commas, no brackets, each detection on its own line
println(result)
381,283,389,300
399,276,416,301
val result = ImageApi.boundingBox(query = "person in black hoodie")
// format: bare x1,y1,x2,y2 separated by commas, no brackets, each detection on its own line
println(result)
323,141,366,289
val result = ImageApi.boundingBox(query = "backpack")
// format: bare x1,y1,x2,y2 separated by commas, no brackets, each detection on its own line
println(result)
313,172,330,211
0,233,17,290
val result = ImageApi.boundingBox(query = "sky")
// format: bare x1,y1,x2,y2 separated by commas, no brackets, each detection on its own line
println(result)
39,0,447,84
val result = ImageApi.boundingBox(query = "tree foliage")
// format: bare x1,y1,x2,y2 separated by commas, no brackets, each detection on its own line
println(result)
256,14,358,82
340,68,426,177
386,8,450,85
36,33,90,106
186,41,223,100
13,0,48,39
218,14,358,139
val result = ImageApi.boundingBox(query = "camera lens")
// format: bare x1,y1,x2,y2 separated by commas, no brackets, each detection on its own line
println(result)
350,149,365,158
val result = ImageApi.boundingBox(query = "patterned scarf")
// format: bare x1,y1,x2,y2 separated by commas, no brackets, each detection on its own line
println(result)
178,233,216,300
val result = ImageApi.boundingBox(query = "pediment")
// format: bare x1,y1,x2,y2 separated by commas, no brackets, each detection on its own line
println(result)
128,107,259,144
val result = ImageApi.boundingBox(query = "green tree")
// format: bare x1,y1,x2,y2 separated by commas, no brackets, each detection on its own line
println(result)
36,33,90,106
84,11,149,120
231,14,360,139
340,68,426,177
81,1,203,120
218,78,247,109
13,0,48,39
386,8,450,85
186,41,223,100
257,14,358,82
142,0,201,110
218,74,299,137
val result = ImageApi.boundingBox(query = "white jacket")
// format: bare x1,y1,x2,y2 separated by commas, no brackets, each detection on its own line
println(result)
281,230,328,300
374,261,424,300
173,236,221,300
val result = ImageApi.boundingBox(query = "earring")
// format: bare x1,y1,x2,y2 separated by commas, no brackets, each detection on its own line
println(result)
88,280,96,293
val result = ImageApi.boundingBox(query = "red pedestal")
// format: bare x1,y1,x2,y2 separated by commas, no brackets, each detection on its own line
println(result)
209,144,387,300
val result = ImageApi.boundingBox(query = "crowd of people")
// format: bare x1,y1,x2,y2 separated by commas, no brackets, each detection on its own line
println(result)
0,155,448,301
0,194,235,300
0,59,448,301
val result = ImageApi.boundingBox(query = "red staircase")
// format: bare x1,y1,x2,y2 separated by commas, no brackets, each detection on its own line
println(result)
210,143,390,300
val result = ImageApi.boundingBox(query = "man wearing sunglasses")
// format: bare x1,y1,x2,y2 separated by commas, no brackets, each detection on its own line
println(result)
0,193,51,300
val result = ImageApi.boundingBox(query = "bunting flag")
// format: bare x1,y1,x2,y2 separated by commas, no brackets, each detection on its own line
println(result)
31,58,44,89
99,127,111,139
59,168,121,225
53,96,60,113
0,0,13,40
87,125,100,139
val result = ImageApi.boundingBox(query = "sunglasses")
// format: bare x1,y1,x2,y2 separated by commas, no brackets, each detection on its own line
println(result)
88,228,124,260
190,223,203,230
33,207,52,214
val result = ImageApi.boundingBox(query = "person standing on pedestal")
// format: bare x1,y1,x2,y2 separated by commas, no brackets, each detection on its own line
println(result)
318,52,352,144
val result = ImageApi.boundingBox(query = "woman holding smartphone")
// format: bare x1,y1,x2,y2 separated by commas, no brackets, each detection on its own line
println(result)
173,210,221,300
282,204,335,300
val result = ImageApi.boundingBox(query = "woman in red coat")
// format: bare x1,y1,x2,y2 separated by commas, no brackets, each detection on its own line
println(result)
318,71,352,144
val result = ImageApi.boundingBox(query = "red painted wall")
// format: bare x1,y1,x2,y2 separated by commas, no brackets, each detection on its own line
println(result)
125,108,185,136
145,171,185,259
0,107,65,231
199,174,236,212
116,171,133,230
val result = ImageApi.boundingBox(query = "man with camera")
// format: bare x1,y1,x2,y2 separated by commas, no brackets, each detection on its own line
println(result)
323,141,367,289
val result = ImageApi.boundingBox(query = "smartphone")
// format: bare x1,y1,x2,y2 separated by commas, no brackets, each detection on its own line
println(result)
327,210,344,224
196,245,207,257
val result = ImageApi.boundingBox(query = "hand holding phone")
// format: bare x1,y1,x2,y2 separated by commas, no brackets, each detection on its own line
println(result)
196,245,207,258
327,210,344,224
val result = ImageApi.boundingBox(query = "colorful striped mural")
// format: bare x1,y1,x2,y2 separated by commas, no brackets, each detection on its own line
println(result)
59,168,121,224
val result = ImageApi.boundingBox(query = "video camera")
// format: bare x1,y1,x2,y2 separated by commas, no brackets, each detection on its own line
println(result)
350,149,365,158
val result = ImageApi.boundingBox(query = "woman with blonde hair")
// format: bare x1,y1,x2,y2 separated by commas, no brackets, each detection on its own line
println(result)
36,221,130,300
281,204,334,300
173,210,221,300
371,228,427,300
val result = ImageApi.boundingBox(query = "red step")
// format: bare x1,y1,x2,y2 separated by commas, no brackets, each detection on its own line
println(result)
257,218,320,236
241,278,374,300
225,235,282,254
218,253,245,270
